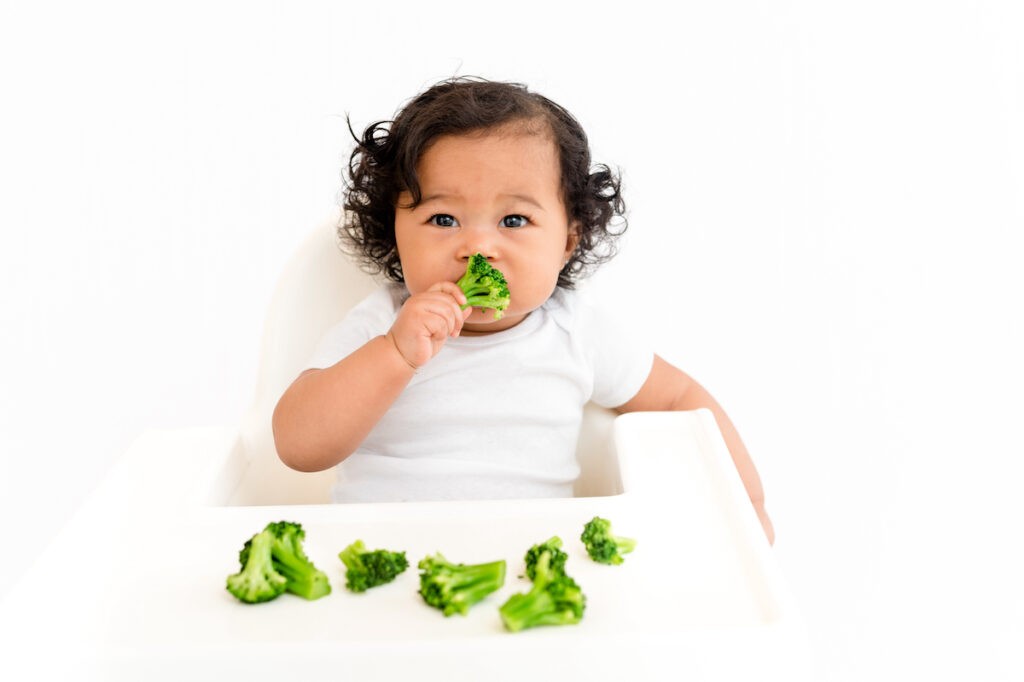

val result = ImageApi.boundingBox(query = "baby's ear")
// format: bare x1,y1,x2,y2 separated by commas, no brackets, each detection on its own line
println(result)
565,221,581,256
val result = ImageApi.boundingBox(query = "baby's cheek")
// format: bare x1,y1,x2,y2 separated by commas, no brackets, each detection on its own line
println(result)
400,271,431,296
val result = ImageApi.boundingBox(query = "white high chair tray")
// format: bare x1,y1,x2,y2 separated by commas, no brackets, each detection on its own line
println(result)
0,410,808,681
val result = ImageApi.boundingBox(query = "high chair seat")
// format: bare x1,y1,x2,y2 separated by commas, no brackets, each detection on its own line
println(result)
232,211,621,506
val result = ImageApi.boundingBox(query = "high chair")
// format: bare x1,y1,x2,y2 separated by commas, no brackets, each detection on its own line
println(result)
229,210,622,506
0,213,810,681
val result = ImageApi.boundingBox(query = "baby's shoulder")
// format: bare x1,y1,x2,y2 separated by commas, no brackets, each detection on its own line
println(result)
331,283,405,334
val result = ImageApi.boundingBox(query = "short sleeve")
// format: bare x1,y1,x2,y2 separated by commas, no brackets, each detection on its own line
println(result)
304,286,403,370
570,292,655,408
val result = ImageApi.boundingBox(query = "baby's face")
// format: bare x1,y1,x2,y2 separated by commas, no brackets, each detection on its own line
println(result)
394,127,577,334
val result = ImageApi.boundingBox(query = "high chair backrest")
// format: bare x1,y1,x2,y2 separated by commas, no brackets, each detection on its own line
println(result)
233,213,619,505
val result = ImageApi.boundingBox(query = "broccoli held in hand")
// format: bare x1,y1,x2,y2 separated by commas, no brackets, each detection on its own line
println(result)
523,536,568,581
226,529,288,604
500,549,586,632
339,539,409,593
581,516,637,565
232,521,332,601
456,253,510,319
418,553,506,616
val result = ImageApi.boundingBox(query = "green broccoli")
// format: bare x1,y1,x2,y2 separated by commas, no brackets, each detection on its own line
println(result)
238,521,332,600
580,516,637,565
523,536,568,581
456,253,510,319
226,529,288,604
499,549,586,632
338,539,409,593
418,552,507,616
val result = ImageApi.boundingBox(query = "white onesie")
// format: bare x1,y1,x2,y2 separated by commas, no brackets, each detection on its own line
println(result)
305,285,654,502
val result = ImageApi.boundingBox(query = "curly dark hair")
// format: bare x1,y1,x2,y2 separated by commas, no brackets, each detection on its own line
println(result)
339,76,626,288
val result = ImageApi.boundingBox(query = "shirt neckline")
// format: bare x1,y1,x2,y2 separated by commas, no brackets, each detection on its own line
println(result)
446,305,546,347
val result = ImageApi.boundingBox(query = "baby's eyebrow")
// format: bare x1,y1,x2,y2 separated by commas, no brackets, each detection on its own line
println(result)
416,192,545,211
499,193,544,210
419,192,458,205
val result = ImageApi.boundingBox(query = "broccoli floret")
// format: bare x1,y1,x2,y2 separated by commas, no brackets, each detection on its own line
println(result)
240,521,331,600
523,536,568,581
338,539,409,592
581,516,637,565
226,529,288,604
456,253,510,319
500,550,586,632
418,552,506,616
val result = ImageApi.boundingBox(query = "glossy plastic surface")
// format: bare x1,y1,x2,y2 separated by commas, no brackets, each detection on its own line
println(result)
0,411,808,681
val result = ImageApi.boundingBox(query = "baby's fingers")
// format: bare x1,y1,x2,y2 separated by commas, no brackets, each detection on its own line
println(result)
451,305,474,337
428,280,468,307
426,281,469,336
415,295,463,338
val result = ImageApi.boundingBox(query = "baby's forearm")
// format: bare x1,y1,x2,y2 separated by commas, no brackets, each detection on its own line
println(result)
672,384,763,497
617,356,774,544
272,335,415,472
672,382,775,545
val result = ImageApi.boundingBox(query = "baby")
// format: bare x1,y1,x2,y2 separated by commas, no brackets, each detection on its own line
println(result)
273,77,773,544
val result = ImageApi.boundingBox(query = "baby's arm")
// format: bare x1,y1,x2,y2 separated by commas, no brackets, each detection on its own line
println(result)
616,356,775,545
272,282,471,472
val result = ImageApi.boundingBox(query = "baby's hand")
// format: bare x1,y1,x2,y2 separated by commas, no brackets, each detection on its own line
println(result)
387,282,472,369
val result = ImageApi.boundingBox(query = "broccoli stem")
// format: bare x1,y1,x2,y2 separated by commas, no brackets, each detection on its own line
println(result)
267,531,331,600
273,550,331,600
441,560,506,613
615,537,637,555
338,540,366,574
499,551,586,632
418,554,507,616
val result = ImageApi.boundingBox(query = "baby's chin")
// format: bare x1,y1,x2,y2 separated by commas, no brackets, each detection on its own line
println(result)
461,308,527,335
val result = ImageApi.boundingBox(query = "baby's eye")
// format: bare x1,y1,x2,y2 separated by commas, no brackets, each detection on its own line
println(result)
429,214,458,228
502,215,529,228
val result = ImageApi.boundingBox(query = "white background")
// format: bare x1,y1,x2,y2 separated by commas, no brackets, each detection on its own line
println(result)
2,0,1022,678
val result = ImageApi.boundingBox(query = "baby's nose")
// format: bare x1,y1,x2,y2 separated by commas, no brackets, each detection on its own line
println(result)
457,230,498,261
